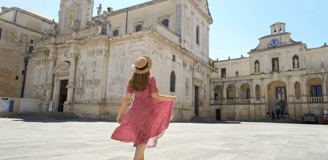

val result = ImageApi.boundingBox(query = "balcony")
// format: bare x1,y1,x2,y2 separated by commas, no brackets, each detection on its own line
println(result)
308,97,323,103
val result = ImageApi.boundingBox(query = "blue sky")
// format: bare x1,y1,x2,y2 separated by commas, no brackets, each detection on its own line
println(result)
1,0,327,61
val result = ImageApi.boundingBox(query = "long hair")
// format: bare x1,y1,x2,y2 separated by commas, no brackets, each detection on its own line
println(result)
127,71,151,92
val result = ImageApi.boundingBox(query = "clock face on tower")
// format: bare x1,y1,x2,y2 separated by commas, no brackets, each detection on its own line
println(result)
270,38,279,47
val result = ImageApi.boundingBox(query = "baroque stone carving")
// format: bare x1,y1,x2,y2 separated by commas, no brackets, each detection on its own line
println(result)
321,62,325,68
53,62,70,74
185,78,190,96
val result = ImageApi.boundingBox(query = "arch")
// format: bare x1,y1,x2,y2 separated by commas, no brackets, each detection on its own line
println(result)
227,84,236,100
292,55,299,69
196,25,200,45
135,24,142,32
294,81,301,99
112,30,119,37
267,81,287,113
214,85,223,100
307,78,322,98
255,85,261,101
161,19,169,28
254,60,260,73
240,83,250,99
170,71,176,92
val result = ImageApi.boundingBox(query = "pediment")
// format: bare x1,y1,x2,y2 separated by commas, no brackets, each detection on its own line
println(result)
53,62,70,74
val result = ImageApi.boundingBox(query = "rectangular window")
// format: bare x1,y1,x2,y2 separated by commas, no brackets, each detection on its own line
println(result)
221,68,226,78
30,40,34,44
276,87,286,102
172,55,176,62
311,86,322,97
0,28,2,40
29,46,34,53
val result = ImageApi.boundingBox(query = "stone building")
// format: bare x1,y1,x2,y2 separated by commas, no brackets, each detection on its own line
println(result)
22,0,215,121
210,22,328,123
0,7,56,98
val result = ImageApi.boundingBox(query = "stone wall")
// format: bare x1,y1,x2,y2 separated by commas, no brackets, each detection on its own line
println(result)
0,19,42,98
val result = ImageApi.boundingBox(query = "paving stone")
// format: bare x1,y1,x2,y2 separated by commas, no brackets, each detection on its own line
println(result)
1,118,328,160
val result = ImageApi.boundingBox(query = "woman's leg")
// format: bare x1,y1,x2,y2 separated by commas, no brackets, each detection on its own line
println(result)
134,144,147,160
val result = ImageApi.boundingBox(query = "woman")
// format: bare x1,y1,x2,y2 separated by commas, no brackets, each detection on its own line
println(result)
111,56,177,160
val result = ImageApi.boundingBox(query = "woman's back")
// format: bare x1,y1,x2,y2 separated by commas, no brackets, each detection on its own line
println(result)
127,76,159,100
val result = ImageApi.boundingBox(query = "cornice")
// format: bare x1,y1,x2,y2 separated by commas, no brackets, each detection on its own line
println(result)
0,18,43,34
0,7,57,24
187,0,213,24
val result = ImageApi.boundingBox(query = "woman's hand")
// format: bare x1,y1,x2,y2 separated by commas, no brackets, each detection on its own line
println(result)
116,114,122,124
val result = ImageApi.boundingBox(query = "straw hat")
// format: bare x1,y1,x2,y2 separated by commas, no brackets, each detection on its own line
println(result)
131,56,152,74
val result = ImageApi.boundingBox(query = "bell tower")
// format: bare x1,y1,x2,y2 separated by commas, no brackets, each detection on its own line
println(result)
58,0,94,35
270,22,286,35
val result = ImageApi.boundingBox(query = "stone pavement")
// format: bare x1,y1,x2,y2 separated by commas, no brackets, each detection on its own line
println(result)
0,118,328,160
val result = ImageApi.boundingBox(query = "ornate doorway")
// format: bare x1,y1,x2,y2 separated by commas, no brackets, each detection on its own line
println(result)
58,80,68,112
195,86,199,116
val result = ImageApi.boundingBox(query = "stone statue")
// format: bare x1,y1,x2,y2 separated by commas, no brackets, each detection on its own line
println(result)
255,63,259,72
293,58,299,68
73,19,80,30
97,4,102,16
79,75,84,89
321,62,325,68
68,11,75,28
274,59,279,71
86,21,92,28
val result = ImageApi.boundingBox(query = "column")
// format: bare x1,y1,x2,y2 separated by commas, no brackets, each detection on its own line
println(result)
288,76,294,103
222,83,226,104
301,76,308,102
235,82,239,103
66,56,77,104
301,76,309,114
45,58,56,103
323,75,327,102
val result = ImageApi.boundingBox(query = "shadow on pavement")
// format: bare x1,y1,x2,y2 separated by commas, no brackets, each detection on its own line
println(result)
6,118,240,124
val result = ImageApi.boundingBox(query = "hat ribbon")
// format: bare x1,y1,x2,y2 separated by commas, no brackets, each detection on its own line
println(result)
136,62,148,71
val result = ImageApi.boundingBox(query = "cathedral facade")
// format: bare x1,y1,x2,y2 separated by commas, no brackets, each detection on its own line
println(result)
20,0,214,121
210,22,328,123
1,1,327,123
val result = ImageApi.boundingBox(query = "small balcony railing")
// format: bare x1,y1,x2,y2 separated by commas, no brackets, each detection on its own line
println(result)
209,99,223,105
238,99,251,104
308,97,323,103
226,100,236,104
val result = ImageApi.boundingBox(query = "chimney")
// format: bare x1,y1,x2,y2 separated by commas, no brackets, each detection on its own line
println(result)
217,58,218,61
107,7,113,13
228,57,230,60
325,42,327,46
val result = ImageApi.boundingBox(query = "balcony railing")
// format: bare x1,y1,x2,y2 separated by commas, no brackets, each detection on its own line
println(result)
308,97,323,103
226,100,236,104
238,99,251,104
210,99,223,105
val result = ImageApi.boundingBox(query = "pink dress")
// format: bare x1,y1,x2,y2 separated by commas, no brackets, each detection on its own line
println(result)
111,76,175,148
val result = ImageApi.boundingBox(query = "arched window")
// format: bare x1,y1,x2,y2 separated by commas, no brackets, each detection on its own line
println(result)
135,25,142,32
292,55,299,69
113,30,119,37
161,19,169,28
196,25,200,45
170,71,175,92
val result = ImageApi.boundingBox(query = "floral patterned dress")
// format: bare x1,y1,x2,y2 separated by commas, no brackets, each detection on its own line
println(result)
111,76,175,148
